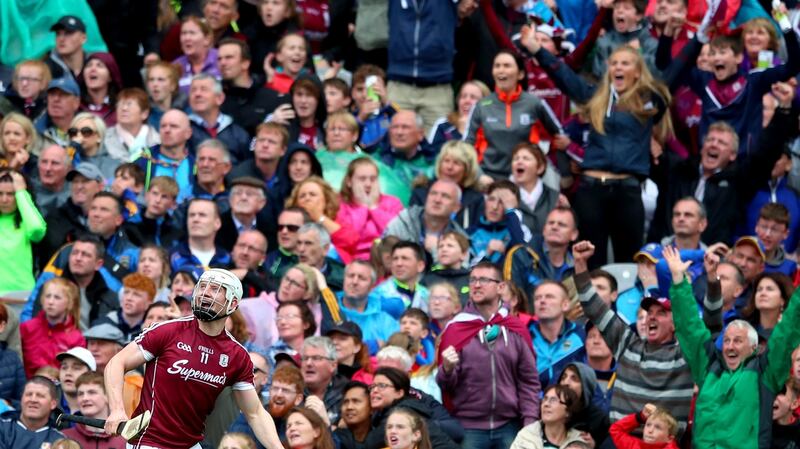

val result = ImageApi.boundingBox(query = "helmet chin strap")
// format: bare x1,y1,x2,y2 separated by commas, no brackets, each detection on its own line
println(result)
193,309,228,322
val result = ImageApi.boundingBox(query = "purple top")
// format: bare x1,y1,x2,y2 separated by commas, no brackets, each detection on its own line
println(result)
173,48,221,94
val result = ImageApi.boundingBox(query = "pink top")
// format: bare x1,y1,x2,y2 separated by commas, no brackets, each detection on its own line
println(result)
336,194,404,260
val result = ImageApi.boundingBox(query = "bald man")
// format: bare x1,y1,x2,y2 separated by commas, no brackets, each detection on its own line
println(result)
135,109,195,202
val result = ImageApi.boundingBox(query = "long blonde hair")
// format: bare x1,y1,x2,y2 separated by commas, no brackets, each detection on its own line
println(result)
584,46,673,141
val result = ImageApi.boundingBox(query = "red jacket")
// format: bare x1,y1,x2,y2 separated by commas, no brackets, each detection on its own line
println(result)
610,413,680,449
20,312,85,378
63,423,127,449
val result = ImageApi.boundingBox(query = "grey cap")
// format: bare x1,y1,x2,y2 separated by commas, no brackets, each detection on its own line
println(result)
67,162,104,182
84,323,127,346
47,77,80,97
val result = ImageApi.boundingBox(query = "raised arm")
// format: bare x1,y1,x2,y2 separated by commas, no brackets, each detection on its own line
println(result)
700,248,725,335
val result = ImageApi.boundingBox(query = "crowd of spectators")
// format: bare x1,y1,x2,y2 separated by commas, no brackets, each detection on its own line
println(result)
0,0,800,448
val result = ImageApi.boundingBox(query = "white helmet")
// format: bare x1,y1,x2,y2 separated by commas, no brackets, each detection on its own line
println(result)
191,268,243,321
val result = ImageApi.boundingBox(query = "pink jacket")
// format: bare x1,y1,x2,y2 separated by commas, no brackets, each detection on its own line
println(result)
336,195,404,260
20,312,85,378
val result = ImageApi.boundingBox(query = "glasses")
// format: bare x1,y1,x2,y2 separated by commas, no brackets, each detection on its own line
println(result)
301,355,332,363
16,76,42,84
469,277,501,285
542,396,566,405
283,277,305,289
276,313,301,322
269,385,297,395
368,382,395,392
756,223,786,236
67,127,96,138
278,224,300,232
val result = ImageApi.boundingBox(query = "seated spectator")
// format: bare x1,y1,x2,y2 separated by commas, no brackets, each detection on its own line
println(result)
285,176,358,263
615,244,664,324
62,372,126,448
428,81,489,153
135,109,195,203
556,362,610,444
26,233,120,327
5,59,51,120
652,197,708,251
223,352,274,446
187,75,250,165
144,62,186,130
666,246,800,449
701,254,746,337
296,223,345,292
0,304,24,410
170,198,232,271
531,281,586,387
371,241,430,319
21,277,85,377
300,336,348,423
104,87,161,162
426,283,461,338
45,15,88,83
286,76,326,150
265,33,311,94
377,110,436,186
468,180,529,264
591,0,658,78
267,301,316,366
228,122,289,193
350,65,396,153
0,169,46,292
56,346,95,415
0,377,64,447
772,381,800,448
739,272,793,342
729,236,768,291
124,176,180,248
83,323,126,373
244,0,302,80
0,113,41,173
185,142,236,215
754,203,797,276
247,364,306,442
365,367,460,449
68,112,120,181
219,39,286,136
284,407,336,449
383,408,435,449
217,176,274,253
323,78,351,114
334,381,372,449
92,273,156,341
110,162,145,202
510,385,587,449
509,143,562,235
272,143,323,207
385,180,466,258
219,433,258,449
84,191,140,273
174,17,220,95
229,230,270,298
336,157,404,261
326,322,373,383
505,282,534,326
265,208,309,286
32,144,72,216
609,403,679,449
79,53,122,126
422,232,470,307
337,260,399,355
36,78,82,147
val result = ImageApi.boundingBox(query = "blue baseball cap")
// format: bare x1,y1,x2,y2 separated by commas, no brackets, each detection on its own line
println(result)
634,243,663,264
47,77,80,97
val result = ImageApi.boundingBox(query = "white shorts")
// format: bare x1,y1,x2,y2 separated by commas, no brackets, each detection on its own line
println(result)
126,444,202,449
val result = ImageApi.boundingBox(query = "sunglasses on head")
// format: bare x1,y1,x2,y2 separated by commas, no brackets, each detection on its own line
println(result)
68,127,96,138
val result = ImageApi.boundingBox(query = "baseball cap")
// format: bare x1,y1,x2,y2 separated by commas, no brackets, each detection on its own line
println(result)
47,77,80,97
67,162,104,182
640,296,672,312
733,236,767,262
634,243,663,264
56,347,97,371
274,351,301,368
51,15,86,33
84,323,127,346
325,321,363,341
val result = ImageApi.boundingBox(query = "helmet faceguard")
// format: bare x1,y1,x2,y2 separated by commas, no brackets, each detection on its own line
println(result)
191,269,243,322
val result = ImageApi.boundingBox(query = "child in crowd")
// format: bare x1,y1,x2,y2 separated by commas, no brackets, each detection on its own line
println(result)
110,162,145,220
592,0,658,78
399,308,435,369
772,381,800,449
351,64,396,153
610,403,679,449
422,231,470,307
323,78,352,114
124,176,179,247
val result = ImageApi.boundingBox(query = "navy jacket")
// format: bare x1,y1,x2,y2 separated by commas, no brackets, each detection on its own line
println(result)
0,345,24,408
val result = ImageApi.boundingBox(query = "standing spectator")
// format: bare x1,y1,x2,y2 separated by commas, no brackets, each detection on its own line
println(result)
5,60,51,120
464,50,563,181
591,0,659,78
45,16,88,84
36,78,82,147
174,17,220,95
571,241,694,431
21,278,85,377
437,261,541,449
386,0,475,131
531,281,586,387
244,0,303,80
428,81,490,153
79,53,123,126
0,170,46,292
62,372,127,448
187,75,251,165
56,347,95,415
301,336,348,424
217,176,274,253
0,113,40,173
0,377,64,447
664,245,800,449
509,385,587,449
144,62,186,130
370,241,430,319
337,157,404,261
265,208,309,282
509,143,562,235
30,144,73,218
68,112,120,181
422,231,471,308
229,123,289,192
104,88,161,163
92,273,156,341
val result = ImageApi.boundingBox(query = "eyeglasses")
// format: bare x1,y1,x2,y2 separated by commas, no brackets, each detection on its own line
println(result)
756,223,786,236
301,355,332,363
67,127,96,138
283,277,305,289
542,395,567,405
368,382,394,392
269,385,296,395
276,313,301,322
469,277,501,285
278,224,300,232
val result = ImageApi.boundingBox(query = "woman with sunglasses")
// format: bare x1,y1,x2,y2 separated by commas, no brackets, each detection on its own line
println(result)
68,112,120,182
0,169,46,291
510,385,588,449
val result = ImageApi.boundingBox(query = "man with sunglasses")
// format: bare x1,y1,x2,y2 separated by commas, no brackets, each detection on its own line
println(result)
264,207,311,288
437,261,541,449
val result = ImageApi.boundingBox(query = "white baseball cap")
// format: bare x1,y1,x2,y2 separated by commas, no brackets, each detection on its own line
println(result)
56,347,97,371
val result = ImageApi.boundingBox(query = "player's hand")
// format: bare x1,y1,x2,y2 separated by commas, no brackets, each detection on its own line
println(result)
572,241,595,274
104,408,128,435
305,395,331,426
441,345,460,373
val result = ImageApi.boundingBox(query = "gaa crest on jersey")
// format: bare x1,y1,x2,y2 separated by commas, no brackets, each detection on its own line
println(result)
220,354,229,367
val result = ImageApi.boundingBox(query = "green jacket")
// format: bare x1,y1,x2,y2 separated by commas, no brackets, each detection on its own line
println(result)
670,279,800,449
0,191,46,292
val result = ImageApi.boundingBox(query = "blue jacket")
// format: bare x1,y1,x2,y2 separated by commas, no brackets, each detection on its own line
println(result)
135,144,196,203
358,104,397,153
742,176,800,253
468,210,528,264
187,113,252,165
531,320,586,387
0,345,24,409
369,278,429,319
502,234,575,295
337,293,400,355
0,418,64,449
169,241,232,272
387,0,458,84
